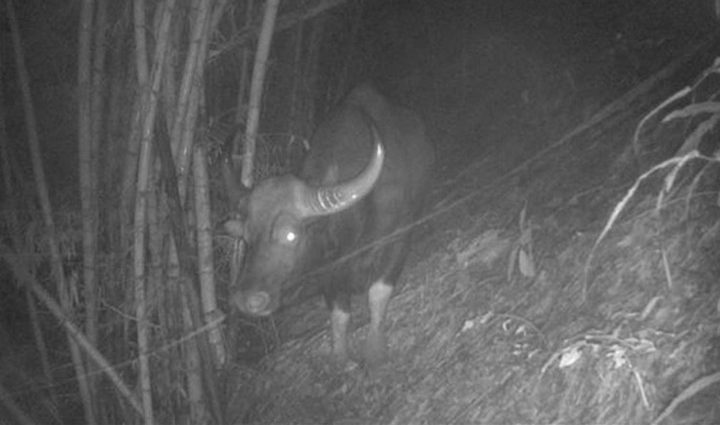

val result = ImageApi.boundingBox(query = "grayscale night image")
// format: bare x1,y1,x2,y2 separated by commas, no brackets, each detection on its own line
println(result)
1,0,719,423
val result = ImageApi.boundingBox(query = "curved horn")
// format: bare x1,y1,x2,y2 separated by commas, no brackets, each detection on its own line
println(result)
299,125,385,217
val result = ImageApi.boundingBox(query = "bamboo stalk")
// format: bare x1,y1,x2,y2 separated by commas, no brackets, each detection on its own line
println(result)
152,31,224,424
241,0,281,188
119,0,151,248
157,2,225,420
132,0,176,422
193,144,226,365
133,0,150,84
161,11,178,131
180,280,208,424
5,0,95,422
183,0,224,421
233,0,253,129
227,0,253,239
224,5,256,364
153,78,205,425
87,0,107,351
119,92,144,249
169,0,213,197
77,0,100,413
133,0,157,422
104,16,130,227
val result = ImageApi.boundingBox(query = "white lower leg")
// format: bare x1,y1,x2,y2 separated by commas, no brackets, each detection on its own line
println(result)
331,306,350,360
367,279,393,363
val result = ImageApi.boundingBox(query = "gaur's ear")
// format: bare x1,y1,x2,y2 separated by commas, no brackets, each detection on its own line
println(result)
224,219,245,238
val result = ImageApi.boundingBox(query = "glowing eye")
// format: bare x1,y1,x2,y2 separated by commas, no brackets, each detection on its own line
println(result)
285,231,297,243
